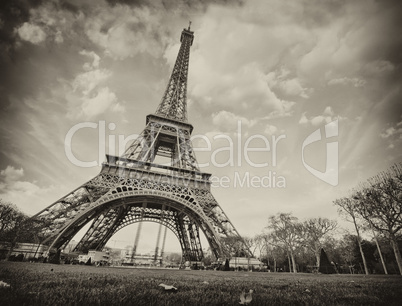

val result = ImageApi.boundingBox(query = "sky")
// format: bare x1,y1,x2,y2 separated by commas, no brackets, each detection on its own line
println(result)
1,0,402,254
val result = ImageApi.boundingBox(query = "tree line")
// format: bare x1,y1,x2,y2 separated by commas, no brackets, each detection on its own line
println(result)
242,163,402,274
334,163,402,275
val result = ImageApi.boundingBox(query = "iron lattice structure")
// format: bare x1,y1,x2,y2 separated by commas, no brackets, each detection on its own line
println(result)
33,26,250,262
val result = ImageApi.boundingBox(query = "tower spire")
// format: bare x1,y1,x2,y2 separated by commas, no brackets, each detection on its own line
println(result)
155,26,194,122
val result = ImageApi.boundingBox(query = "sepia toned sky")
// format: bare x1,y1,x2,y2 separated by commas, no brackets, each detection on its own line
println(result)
1,0,402,253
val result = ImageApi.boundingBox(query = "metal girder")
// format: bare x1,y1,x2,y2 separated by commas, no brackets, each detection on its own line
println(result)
36,165,251,259
73,205,131,252
175,212,193,261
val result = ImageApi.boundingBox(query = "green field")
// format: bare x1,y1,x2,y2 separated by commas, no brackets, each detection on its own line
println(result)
1,262,401,305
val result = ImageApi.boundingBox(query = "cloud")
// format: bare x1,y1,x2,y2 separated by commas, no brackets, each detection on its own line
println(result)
84,5,168,60
190,58,296,118
55,30,63,43
263,100,295,120
380,117,402,151
73,69,111,95
0,165,56,215
264,124,278,135
81,86,121,118
186,2,313,119
0,0,45,51
298,0,402,86
105,0,243,9
381,127,398,139
80,50,101,70
26,2,81,44
17,22,46,44
212,110,255,132
73,50,110,96
67,49,125,118
299,113,309,125
363,60,395,77
0,166,24,182
327,77,366,87
299,106,342,126
381,118,402,139
266,67,311,98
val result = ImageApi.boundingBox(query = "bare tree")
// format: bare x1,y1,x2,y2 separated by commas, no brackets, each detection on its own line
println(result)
220,235,248,259
333,197,369,275
267,213,302,273
243,236,259,258
253,234,265,258
301,217,337,267
352,165,402,274
337,234,359,274
367,224,388,275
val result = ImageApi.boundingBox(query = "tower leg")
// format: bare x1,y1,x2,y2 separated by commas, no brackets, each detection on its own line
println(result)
175,213,192,263
154,222,163,264
132,204,146,263
160,225,168,265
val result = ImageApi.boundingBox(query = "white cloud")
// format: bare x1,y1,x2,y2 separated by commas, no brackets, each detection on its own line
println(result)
381,119,402,139
73,69,111,95
380,119,402,152
0,166,24,182
299,106,341,126
264,100,295,120
81,87,121,118
0,166,55,215
67,50,125,118
112,102,125,113
32,4,57,26
73,51,109,96
266,67,311,98
24,2,81,45
264,124,278,135
187,4,309,118
212,110,255,132
191,58,295,118
323,106,334,116
281,78,309,98
299,112,309,125
80,50,101,70
17,22,46,44
311,115,330,126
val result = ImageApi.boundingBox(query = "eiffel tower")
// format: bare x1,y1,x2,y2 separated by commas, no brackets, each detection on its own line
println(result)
33,24,249,262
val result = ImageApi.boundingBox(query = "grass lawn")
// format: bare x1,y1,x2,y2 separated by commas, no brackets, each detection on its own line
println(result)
1,261,401,305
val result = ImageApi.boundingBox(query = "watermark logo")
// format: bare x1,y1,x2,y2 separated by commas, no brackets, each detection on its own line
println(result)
64,119,339,188
301,119,338,186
